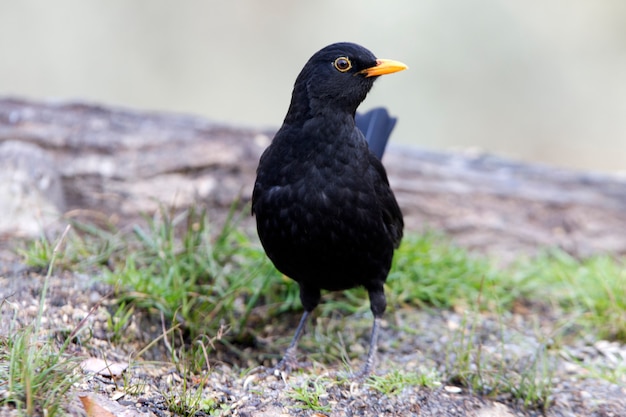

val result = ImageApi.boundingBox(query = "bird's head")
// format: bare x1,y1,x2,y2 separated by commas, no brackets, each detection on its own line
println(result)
285,42,407,123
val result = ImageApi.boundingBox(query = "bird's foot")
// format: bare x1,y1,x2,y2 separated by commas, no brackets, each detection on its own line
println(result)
351,361,375,381
242,352,300,388
271,346,300,378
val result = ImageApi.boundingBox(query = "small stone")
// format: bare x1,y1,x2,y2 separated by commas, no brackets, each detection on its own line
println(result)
444,385,462,394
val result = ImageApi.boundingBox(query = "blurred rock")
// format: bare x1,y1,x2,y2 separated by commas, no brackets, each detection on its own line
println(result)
0,140,65,237
1,97,625,259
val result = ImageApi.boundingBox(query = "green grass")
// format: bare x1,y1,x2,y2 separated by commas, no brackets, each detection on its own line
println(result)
19,220,121,273
10,204,626,414
365,368,441,395
18,208,626,347
388,234,626,343
0,325,78,416
387,233,516,310
284,368,441,413
511,250,626,341
105,301,135,344
443,308,557,410
286,377,333,413
1,226,79,416
101,205,299,341
161,341,229,416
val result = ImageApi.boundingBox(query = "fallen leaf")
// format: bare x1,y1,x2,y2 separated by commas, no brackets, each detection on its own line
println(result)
78,393,152,417
78,394,116,417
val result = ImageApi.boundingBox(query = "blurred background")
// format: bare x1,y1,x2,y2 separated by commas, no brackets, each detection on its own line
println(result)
1,0,624,172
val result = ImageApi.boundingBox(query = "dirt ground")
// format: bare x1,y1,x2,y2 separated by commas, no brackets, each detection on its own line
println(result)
1,246,625,417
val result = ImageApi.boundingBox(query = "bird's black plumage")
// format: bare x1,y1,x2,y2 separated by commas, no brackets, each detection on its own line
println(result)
252,42,406,376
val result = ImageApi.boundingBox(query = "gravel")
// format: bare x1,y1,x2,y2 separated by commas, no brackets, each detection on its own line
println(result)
1,256,625,416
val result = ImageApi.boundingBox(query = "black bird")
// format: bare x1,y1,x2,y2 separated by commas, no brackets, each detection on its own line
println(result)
252,42,406,376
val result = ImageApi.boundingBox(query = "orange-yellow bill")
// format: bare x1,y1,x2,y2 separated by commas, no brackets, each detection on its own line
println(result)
359,58,408,77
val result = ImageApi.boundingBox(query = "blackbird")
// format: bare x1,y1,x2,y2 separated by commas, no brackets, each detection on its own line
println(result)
252,42,406,376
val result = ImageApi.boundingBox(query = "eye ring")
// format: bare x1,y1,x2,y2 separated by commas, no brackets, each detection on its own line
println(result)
333,57,352,72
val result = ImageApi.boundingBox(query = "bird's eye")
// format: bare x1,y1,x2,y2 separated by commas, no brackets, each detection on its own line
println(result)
333,57,352,72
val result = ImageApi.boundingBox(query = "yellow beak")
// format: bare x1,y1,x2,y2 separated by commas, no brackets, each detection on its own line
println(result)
359,58,408,78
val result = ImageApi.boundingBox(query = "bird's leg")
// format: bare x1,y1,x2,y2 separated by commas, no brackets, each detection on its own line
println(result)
356,285,387,378
356,316,382,378
273,310,310,374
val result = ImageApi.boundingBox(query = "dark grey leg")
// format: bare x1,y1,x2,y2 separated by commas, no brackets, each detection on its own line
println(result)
356,316,382,378
356,285,386,377
274,310,310,373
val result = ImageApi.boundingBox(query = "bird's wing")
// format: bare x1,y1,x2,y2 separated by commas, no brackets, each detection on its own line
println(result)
251,145,273,216
368,152,404,248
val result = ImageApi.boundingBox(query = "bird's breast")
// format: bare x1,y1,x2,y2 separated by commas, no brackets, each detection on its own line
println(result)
253,125,396,289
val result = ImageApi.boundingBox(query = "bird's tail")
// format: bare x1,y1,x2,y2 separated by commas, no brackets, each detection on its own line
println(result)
355,107,397,160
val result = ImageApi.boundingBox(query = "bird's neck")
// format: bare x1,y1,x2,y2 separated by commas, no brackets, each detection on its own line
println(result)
283,84,359,127
284,106,357,138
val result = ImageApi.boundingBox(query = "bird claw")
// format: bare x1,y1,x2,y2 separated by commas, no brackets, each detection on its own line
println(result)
352,364,374,381
271,346,299,376
242,361,294,387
